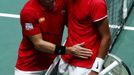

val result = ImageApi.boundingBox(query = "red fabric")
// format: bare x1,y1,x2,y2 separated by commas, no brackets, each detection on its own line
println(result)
62,0,107,68
16,0,67,71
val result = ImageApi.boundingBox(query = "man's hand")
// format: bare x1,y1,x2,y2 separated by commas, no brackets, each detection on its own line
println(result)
88,71,98,75
66,42,93,59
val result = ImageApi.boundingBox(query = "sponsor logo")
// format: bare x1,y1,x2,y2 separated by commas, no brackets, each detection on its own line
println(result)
96,62,99,69
25,23,34,30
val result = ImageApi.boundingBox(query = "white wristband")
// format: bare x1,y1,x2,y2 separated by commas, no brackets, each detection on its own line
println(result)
91,57,104,73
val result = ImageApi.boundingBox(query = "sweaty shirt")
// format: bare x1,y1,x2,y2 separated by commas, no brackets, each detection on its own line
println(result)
16,0,67,71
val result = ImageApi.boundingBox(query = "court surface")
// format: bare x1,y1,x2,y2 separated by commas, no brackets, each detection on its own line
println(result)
0,0,134,75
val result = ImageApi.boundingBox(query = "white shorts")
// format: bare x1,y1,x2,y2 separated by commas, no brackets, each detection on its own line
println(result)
14,68,46,75
57,58,91,75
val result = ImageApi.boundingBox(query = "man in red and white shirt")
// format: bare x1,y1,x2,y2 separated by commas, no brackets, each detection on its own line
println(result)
15,0,92,75
58,0,111,75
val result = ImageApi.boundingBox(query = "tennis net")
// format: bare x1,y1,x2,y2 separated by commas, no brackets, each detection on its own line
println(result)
106,0,134,52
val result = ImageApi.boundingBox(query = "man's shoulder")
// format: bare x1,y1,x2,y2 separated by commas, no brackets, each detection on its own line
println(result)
21,7,35,15
20,3,37,19
20,0,37,15
92,0,106,5
20,5,37,22
88,0,107,10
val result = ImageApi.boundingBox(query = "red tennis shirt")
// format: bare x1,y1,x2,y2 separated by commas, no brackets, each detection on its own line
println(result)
62,0,108,68
16,0,67,71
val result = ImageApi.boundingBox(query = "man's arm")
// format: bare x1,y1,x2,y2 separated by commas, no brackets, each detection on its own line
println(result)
29,33,93,59
96,18,111,59
89,18,111,75
21,10,92,59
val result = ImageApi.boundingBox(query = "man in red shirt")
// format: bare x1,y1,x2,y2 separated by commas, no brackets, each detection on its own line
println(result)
58,0,111,75
15,0,93,75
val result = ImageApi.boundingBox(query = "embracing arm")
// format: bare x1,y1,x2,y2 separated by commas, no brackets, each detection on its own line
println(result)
29,33,56,54
28,33,92,58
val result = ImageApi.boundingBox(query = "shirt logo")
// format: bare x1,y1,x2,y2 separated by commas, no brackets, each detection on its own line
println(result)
39,17,45,23
96,62,99,69
25,23,34,30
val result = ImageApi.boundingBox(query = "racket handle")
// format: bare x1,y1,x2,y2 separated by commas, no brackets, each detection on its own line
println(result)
99,61,119,75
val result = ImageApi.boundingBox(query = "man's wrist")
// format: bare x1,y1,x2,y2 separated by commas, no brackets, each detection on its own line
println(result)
54,45,66,55
65,47,73,54
91,57,104,73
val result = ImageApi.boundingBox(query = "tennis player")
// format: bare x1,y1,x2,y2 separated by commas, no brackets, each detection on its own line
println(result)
15,0,93,75
58,0,111,75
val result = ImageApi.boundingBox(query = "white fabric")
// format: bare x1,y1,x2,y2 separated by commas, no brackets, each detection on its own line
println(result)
58,58,91,75
14,68,46,75
91,57,104,73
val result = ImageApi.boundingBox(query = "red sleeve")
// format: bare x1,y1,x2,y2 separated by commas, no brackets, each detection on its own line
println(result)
90,0,108,22
20,9,41,36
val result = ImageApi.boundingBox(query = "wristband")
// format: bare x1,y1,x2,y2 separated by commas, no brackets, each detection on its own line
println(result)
91,57,104,73
54,45,66,55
